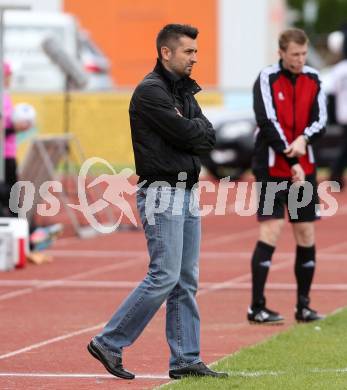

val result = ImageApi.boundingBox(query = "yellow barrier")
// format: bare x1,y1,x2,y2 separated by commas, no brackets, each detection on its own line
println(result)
13,91,222,166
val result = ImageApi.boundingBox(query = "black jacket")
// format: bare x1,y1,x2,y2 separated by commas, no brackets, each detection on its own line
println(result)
129,59,216,188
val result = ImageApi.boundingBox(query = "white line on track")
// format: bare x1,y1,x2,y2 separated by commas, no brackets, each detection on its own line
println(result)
46,249,147,258
1,280,347,291
197,238,347,297
225,368,347,377
0,280,139,288
0,372,169,379
0,323,105,360
203,227,259,246
0,225,259,301
200,282,347,291
0,251,262,361
0,256,145,302
159,366,347,388
1,231,346,364
336,203,347,215
1,367,347,380
45,249,347,260
197,257,293,297
320,240,347,253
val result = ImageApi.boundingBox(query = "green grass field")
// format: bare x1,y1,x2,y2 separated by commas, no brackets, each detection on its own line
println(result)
163,307,347,389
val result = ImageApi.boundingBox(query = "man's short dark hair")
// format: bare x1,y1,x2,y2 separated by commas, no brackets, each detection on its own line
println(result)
279,28,309,51
156,24,198,59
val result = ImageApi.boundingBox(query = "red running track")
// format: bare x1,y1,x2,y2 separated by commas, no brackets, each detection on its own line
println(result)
0,178,347,389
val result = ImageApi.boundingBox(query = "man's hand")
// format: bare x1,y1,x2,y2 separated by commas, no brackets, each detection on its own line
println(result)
284,135,307,158
291,163,305,184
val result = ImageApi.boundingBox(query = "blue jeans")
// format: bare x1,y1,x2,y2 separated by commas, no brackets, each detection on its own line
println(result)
94,186,201,369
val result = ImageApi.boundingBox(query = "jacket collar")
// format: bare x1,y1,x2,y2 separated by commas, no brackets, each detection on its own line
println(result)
279,60,300,80
153,59,202,95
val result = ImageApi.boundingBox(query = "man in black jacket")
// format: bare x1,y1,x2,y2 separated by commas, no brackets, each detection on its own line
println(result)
88,24,227,380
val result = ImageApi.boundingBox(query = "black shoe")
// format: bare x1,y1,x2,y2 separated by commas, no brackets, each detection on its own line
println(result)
247,306,284,324
295,306,325,323
87,340,135,380
169,362,228,379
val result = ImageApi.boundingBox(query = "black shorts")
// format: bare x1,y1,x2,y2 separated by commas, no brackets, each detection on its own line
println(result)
256,175,320,223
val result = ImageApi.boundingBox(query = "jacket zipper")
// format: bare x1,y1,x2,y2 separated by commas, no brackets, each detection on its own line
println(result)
185,93,199,180
292,75,296,141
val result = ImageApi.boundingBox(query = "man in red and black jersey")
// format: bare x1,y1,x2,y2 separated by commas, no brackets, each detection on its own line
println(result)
248,28,327,324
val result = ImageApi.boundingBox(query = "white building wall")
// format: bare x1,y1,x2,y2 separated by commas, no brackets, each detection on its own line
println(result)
219,0,286,90
0,0,62,12
29,0,62,11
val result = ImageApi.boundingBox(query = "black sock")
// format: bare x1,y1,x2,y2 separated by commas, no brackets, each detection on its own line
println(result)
295,245,316,307
251,241,275,308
